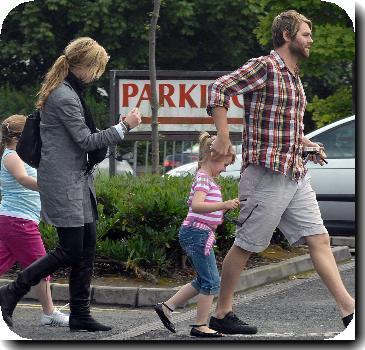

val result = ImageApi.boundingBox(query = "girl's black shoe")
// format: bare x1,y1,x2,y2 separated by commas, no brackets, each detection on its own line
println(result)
154,302,176,333
190,324,224,337
342,313,354,328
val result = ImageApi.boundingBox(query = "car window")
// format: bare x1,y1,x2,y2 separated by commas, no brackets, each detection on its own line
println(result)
310,120,355,159
183,154,199,163
166,155,182,161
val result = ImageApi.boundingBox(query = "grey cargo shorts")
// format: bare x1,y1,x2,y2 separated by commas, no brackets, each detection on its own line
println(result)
234,164,328,253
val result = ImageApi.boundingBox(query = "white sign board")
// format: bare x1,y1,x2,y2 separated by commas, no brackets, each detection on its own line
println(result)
118,79,244,133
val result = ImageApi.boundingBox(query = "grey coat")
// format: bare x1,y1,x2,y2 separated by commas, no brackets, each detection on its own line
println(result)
38,80,122,227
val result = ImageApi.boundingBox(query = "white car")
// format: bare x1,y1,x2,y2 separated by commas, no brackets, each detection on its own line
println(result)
305,115,355,235
96,157,134,175
164,156,241,178
166,115,355,235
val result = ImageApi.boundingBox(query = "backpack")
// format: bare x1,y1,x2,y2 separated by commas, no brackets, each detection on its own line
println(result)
16,110,42,168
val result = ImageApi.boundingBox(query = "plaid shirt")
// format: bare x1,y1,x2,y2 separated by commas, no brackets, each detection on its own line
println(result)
207,50,307,180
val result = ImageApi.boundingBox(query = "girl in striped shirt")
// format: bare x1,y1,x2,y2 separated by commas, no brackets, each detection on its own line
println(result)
154,132,239,337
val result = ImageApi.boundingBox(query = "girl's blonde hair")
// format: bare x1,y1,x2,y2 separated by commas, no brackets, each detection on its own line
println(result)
36,37,109,109
0,115,26,157
197,132,235,169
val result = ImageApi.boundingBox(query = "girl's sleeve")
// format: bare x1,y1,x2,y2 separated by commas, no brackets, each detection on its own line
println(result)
193,174,211,193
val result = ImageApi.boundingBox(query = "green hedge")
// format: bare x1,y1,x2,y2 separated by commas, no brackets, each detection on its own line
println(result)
40,174,240,276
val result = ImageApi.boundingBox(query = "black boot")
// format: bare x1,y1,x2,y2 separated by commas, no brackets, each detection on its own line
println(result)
0,284,24,327
70,317,112,332
0,252,64,327
68,244,112,332
69,300,112,332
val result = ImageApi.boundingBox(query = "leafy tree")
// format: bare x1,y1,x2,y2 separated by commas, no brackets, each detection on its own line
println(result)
0,84,37,118
0,0,265,87
156,0,266,70
0,0,152,88
307,86,353,128
252,0,355,127
0,0,355,129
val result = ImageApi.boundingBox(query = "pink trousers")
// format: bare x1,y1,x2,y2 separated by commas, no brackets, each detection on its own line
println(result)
0,215,50,281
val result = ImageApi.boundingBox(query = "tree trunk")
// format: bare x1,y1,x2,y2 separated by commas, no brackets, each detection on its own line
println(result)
148,0,161,174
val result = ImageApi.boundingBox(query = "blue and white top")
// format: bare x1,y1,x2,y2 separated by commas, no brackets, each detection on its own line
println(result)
0,148,41,223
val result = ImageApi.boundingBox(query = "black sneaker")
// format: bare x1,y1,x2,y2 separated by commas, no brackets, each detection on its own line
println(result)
342,313,354,328
209,311,257,334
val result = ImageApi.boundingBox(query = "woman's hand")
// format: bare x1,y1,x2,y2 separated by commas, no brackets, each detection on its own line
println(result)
122,107,142,130
223,198,240,210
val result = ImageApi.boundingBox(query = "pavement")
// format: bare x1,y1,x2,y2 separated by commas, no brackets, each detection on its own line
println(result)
0,244,353,308
331,236,355,253
5,258,355,341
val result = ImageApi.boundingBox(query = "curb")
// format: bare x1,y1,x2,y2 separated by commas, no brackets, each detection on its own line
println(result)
0,246,351,308
331,236,355,248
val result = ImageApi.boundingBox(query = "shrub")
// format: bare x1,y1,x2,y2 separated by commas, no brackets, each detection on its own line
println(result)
94,174,193,274
40,173,240,276
39,222,58,251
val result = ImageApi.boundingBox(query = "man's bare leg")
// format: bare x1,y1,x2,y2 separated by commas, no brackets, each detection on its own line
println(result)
215,245,252,318
305,233,355,317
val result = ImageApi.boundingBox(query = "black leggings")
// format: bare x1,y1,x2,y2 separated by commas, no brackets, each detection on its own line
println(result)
9,222,97,317
11,222,96,299
56,222,96,267
56,223,97,309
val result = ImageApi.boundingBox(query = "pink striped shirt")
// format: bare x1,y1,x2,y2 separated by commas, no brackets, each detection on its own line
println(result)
185,171,223,229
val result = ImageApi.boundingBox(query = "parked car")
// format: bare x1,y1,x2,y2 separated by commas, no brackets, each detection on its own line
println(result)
96,157,134,175
165,115,355,235
163,153,199,172
164,154,241,178
305,115,355,235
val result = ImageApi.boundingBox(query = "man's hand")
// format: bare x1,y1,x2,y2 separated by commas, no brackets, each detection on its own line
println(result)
210,106,234,161
306,142,327,166
211,134,234,161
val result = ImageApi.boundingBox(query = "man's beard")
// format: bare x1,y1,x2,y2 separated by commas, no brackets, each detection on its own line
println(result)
289,40,309,60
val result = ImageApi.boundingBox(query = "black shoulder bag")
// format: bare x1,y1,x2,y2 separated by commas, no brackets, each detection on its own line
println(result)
16,109,42,168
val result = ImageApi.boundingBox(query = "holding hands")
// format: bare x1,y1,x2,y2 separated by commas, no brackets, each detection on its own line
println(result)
210,134,235,162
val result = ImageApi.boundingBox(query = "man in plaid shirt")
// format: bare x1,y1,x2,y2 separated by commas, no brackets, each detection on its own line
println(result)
206,10,355,335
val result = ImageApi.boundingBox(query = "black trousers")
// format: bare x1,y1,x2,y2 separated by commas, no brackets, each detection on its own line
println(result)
8,222,96,317
58,222,96,315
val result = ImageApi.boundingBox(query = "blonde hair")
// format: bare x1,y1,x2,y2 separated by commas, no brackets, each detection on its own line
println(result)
197,132,235,169
36,37,109,109
0,115,26,157
272,10,312,48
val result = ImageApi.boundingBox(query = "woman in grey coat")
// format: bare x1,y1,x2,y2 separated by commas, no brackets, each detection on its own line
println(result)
0,37,141,332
